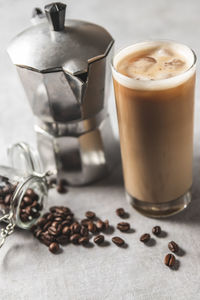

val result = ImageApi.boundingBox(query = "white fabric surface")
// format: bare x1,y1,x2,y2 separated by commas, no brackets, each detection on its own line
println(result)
0,0,200,299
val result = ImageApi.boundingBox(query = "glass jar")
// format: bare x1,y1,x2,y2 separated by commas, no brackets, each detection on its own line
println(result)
0,142,53,247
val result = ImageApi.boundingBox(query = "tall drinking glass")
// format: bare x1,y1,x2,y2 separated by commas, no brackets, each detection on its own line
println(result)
112,41,196,217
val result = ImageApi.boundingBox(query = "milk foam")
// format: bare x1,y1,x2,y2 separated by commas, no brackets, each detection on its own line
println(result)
112,41,196,91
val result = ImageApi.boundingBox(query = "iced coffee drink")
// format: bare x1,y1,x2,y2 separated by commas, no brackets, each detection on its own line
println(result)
112,41,196,217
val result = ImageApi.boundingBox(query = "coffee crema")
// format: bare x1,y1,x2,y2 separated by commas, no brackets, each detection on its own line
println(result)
113,41,195,90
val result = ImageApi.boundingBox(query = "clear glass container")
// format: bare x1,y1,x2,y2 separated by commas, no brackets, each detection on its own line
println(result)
0,142,51,247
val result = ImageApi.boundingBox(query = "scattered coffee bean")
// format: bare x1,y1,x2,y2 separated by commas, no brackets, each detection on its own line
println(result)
112,236,125,247
56,182,67,194
85,211,96,219
152,226,161,236
62,226,71,236
80,226,89,237
116,208,127,218
35,229,43,239
117,222,130,232
79,236,89,245
164,253,176,267
70,234,81,245
43,221,52,231
168,241,179,253
4,194,11,206
94,235,104,245
96,219,104,231
20,213,29,223
70,222,81,234
81,219,90,227
88,221,98,234
140,233,150,243
48,226,60,237
104,219,109,230
23,196,33,206
49,242,60,254
25,188,35,198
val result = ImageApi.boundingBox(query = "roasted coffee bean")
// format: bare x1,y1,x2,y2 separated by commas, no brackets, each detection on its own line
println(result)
43,221,52,231
112,236,125,247
79,236,89,245
25,188,36,199
96,219,104,231
20,200,26,209
117,222,130,232
168,241,179,253
88,221,98,234
42,231,55,241
104,219,109,230
51,221,59,228
85,211,96,219
49,224,62,236
152,226,161,236
49,242,60,254
140,233,150,243
94,235,104,245
116,208,127,218
35,229,43,239
53,211,66,218
24,206,33,216
54,208,66,215
80,226,89,237
23,196,33,206
62,226,71,236
164,253,176,267
56,235,69,245
66,214,74,221
40,236,51,247
36,217,47,227
32,211,40,219
62,219,72,226
70,234,81,244
50,206,59,213
56,183,67,194
31,200,41,210
20,213,29,222
48,226,59,236
4,194,11,206
54,217,63,223
46,213,54,222
81,219,90,227
70,222,81,234
61,207,71,214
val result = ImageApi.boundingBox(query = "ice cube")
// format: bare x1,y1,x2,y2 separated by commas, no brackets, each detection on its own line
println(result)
153,47,174,57
128,56,157,73
165,58,185,67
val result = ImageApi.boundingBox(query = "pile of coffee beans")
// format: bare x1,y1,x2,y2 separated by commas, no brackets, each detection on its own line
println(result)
19,188,42,223
0,176,17,207
31,207,131,253
0,176,41,224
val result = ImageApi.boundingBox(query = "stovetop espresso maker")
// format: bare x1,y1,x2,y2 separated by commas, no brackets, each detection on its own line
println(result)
7,2,115,186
